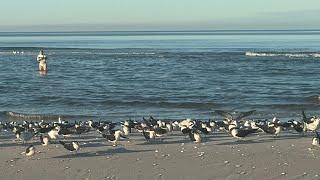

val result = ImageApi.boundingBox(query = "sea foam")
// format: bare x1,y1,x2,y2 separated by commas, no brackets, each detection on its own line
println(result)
245,51,320,58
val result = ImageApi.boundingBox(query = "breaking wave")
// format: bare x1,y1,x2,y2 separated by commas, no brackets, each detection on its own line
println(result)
245,51,320,58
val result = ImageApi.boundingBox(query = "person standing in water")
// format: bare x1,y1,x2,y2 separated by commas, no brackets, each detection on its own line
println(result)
37,50,47,71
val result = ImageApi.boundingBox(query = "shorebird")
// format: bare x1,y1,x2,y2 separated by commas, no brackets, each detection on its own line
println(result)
40,135,49,146
312,131,320,146
188,129,202,143
75,124,90,135
102,130,127,146
181,126,191,135
48,127,60,140
25,145,35,156
288,120,304,133
302,111,320,132
166,123,173,132
228,123,258,139
142,129,156,141
38,126,55,134
215,110,256,123
178,118,194,129
122,124,130,136
58,127,74,137
153,127,168,137
59,141,80,152
256,121,281,137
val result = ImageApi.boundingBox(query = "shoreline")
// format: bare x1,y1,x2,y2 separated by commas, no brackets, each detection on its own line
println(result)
0,110,308,123
1,128,320,180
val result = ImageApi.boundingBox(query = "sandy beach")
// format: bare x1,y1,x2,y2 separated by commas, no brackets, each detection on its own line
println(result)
2,1,320,180
1,129,320,180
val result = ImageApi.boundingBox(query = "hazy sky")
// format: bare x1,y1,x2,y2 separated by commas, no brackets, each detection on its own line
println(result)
1,0,320,31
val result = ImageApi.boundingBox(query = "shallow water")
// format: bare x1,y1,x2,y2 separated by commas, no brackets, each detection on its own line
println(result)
0,30,320,121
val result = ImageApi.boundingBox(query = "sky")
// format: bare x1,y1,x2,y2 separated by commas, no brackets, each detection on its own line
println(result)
0,0,320,31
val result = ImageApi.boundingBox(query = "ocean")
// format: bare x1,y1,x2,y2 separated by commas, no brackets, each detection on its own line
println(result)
0,30,320,122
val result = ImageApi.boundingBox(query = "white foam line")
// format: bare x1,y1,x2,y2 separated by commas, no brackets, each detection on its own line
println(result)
245,51,320,58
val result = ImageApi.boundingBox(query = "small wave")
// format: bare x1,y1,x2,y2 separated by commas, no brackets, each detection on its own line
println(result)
69,51,156,55
101,100,217,109
6,111,62,120
305,95,320,103
245,51,320,58
0,111,98,121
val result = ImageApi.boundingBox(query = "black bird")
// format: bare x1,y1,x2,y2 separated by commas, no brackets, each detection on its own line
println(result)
215,110,256,122
75,125,90,135
38,126,55,134
278,121,292,129
312,131,320,146
214,121,229,131
58,127,74,136
40,135,49,146
188,129,202,143
302,110,313,123
25,145,35,156
102,130,127,146
153,127,167,136
59,141,80,152
288,120,304,133
229,124,258,138
142,129,155,141
256,122,281,136
181,126,192,135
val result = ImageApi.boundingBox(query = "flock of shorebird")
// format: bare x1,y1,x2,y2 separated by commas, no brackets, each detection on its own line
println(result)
0,110,320,157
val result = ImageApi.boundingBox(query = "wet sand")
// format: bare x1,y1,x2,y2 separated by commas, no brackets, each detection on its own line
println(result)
0,130,320,180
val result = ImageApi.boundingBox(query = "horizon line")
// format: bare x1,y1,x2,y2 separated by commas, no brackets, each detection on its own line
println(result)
1,28,320,33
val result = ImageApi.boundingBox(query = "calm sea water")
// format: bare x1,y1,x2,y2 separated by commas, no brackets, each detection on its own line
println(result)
1,30,320,121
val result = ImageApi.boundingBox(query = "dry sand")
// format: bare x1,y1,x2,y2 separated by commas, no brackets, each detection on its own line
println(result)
1,130,320,180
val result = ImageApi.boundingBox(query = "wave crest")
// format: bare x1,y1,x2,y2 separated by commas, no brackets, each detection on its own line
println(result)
6,111,60,120
245,51,320,58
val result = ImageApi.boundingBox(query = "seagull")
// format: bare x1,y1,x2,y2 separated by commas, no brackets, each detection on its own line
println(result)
59,141,80,152
25,145,35,156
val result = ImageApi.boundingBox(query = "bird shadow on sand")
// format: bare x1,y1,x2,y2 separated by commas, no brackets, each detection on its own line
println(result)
135,138,191,145
0,141,41,147
215,139,265,145
52,148,153,159
259,134,307,141
81,142,111,148
215,134,309,145
69,135,102,140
